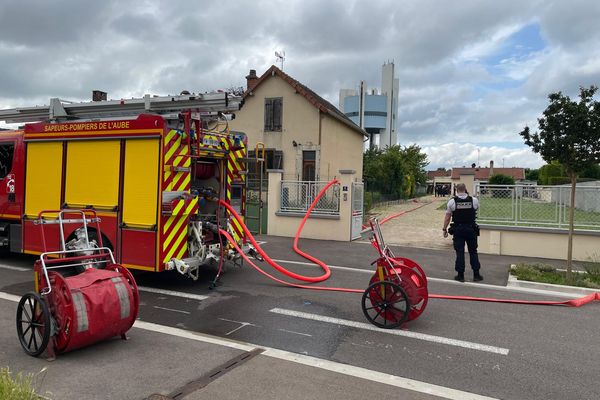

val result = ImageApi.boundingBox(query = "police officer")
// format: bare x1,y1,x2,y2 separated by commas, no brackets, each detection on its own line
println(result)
442,183,483,282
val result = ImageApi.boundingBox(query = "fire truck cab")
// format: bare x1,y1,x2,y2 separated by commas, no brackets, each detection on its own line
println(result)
0,92,251,280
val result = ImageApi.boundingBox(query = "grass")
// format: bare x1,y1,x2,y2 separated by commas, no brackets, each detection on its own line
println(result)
478,196,600,230
0,368,50,400
511,262,600,289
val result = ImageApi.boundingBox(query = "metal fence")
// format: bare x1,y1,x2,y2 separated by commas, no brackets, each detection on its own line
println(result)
280,180,340,215
477,183,600,230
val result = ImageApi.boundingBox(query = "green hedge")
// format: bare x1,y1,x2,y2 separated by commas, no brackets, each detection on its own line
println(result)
548,176,571,185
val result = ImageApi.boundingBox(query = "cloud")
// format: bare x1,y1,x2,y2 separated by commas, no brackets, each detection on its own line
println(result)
0,0,599,170
422,143,544,170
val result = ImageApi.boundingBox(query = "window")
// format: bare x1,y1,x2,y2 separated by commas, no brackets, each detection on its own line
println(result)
302,150,316,181
0,143,14,179
264,97,282,131
248,149,283,174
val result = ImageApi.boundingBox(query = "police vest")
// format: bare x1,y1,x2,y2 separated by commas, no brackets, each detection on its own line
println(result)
452,196,476,224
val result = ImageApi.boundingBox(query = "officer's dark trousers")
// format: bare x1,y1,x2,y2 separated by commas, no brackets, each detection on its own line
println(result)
452,225,481,274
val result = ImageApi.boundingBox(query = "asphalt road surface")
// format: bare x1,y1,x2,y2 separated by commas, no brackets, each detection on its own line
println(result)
1,236,599,400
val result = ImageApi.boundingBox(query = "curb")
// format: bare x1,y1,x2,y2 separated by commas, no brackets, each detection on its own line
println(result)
507,264,599,297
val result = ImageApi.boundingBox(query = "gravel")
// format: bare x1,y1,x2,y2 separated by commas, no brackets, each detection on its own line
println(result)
370,196,453,250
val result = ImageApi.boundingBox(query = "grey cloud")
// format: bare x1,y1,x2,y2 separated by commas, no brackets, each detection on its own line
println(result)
1,0,599,171
0,0,114,47
539,0,600,48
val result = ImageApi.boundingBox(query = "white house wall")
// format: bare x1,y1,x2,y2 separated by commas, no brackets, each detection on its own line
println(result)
231,74,364,182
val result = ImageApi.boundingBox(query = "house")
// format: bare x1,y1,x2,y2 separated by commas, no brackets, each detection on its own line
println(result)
231,66,366,181
426,168,451,195
448,161,525,194
229,66,367,239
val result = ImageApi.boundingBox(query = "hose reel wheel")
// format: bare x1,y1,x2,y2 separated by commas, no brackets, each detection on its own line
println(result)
16,292,51,357
389,257,429,322
361,280,411,329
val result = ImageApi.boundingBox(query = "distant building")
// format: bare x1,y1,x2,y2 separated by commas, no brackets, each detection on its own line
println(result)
426,169,452,196
339,62,399,150
448,160,526,195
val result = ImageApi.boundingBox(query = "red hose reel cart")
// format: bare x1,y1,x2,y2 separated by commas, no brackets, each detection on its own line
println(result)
361,218,429,328
16,210,139,359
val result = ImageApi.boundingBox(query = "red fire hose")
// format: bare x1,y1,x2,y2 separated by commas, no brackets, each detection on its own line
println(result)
219,180,599,308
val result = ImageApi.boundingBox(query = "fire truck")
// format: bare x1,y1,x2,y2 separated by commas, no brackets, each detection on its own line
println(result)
0,92,253,280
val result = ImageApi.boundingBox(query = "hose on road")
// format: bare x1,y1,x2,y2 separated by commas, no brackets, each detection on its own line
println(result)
219,179,599,308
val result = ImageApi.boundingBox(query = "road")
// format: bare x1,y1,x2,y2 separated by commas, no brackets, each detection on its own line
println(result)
1,236,599,400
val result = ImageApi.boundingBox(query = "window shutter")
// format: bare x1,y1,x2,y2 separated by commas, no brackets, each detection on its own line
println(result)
264,99,272,131
273,98,282,131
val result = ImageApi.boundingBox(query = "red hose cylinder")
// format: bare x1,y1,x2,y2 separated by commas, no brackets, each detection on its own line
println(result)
48,265,139,353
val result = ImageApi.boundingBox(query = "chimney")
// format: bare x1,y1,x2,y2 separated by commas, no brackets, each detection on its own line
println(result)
92,90,107,102
246,69,258,91
489,160,494,176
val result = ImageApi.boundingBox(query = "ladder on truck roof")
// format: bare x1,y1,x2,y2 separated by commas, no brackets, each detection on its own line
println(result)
0,92,242,124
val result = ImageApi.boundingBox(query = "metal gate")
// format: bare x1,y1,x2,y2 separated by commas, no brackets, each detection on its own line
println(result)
246,180,267,234
351,182,364,240
245,144,267,234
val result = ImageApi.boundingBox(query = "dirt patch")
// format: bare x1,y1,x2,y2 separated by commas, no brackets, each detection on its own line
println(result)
370,196,453,250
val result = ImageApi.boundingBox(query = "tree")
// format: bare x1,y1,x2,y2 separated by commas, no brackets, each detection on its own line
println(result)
488,174,515,185
362,144,429,199
488,174,515,198
398,144,429,197
525,168,540,182
538,161,566,185
520,86,600,281
380,146,406,198
580,163,600,180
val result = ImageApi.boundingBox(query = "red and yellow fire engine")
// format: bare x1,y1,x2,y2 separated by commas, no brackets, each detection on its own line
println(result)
0,92,252,279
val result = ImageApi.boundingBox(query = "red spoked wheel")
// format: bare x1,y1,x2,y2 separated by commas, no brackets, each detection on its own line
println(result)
48,272,75,353
361,280,410,329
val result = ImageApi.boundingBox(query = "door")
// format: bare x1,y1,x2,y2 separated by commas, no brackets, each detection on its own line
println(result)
0,141,17,217
302,150,316,181
351,182,364,240
120,138,160,270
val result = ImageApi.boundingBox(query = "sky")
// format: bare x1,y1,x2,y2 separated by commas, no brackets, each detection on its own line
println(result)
1,0,599,170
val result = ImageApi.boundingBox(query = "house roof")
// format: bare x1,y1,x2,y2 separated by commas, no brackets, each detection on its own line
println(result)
451,167,525,180
245,65,368,138
427,170,451,180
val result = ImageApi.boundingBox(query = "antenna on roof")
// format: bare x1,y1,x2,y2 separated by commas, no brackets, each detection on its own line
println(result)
275,51,286,70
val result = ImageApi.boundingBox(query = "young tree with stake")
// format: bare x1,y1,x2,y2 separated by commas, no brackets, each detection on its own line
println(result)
520,86,600,281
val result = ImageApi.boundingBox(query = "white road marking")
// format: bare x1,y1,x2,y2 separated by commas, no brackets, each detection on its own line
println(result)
269,258,582,298
278,328,313,337
218,318,259,336
0,291,22,302
270,308,509,355
152,306,191,315
137,286,209,301
0,291,501,400
133,319,500,400
0,264,29,272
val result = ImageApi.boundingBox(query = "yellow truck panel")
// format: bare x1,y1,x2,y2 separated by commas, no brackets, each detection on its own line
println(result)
65,140,120,208
25,142,63,217
122,138,160,228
